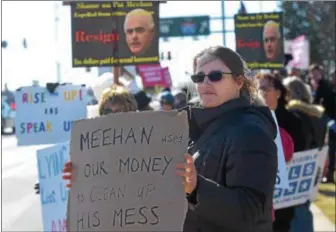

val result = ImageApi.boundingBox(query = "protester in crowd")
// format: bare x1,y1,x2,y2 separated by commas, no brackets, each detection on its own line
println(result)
309,64,336,183
98,84,138,115
178,46,277,232
133,90,153,111
284,76,327,148
173,90,187,109
283,76,327,232
63,46,278,232
159,90,175,111
257,73,306,232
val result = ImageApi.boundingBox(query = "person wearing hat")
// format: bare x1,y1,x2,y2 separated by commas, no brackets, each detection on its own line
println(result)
159,90,175,111
133,90,153,111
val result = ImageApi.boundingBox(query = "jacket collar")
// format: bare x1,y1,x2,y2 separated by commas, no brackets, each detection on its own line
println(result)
186,97,250,140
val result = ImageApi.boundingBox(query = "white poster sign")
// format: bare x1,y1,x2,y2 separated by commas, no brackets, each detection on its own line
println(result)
15,84,87,145
271,111,290,190
273,147,328,209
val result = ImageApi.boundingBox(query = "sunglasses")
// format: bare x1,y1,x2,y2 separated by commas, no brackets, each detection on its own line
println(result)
191,71,233,83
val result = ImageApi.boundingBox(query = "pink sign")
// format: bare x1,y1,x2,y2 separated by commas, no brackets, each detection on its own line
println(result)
288,35,310,69
137,64,172,88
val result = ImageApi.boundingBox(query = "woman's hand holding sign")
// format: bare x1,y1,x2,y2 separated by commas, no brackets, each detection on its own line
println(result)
62,161,73,188
176,153,198,194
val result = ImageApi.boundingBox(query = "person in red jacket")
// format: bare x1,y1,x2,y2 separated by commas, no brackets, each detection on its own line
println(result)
280,127,294,163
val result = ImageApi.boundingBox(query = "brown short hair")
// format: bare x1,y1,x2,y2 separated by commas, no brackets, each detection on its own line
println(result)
309,63,323,72
256,72,288,104
193,46,256,102
98,84,138,116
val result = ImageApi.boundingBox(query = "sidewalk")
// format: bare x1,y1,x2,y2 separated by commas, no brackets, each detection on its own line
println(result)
312,204,335,232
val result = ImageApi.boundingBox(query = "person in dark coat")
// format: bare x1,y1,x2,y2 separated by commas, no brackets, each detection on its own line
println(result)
257,73,307,232
133,90,153,111
283,76,327,232
176,46,278,232
309,64,336,183
284,76,327,149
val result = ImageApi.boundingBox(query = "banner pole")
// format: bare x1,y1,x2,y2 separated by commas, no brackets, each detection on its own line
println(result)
113,66,120,84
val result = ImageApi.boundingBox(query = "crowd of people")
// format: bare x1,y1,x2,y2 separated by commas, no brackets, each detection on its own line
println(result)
34,46,335,232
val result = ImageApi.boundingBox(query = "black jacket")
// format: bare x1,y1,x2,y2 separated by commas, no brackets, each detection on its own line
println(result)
182,97,278,232
286,100,327,150
314,78,336,140
275,102,308,152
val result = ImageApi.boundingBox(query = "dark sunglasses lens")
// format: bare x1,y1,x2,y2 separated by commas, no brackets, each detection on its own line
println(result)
208,71,223,82
191,74,205,83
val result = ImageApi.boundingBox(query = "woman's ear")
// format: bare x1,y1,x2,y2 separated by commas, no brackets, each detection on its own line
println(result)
276,89,281,99
235,76,244,89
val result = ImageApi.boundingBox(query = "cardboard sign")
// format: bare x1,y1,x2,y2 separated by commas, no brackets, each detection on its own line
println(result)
234,12,284,69
271,111,290,190
37,143,70,232
71,1,160,67
68,111,189,231
15,85,87,146
273,147,328,209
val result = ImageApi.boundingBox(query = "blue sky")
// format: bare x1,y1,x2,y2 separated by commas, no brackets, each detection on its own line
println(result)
2,1,279,90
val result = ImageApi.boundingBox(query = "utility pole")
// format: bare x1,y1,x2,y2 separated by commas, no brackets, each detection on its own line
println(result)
54,1,61,83
221,0,226,46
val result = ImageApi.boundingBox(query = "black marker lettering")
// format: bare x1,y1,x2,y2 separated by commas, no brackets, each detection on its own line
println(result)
80,132,90,151
113,128,123,144
91,129,101,148
125,208,136,225
141,126,153,144
125,128,136,144
112,208,123,227
150,206,159,225
138,206,148,224
102,128,111,146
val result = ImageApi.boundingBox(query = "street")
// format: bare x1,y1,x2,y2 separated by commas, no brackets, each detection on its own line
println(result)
1,135,48,231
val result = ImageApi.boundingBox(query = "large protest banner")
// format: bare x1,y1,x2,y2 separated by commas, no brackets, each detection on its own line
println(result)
273,147,328,209
234,12,284,70
37,143,70,232
71,1,159,67
68,111,188,231
271,111,289,190
15,85,87,146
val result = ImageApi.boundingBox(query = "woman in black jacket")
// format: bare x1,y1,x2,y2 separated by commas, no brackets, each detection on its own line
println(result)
283,76,327,232
257,73,307,232
176,46,278,232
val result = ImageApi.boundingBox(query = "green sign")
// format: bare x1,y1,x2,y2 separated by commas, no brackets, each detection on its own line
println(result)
160,16,210,38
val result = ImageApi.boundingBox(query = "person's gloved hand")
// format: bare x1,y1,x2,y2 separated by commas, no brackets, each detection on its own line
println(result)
34,182,40,195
